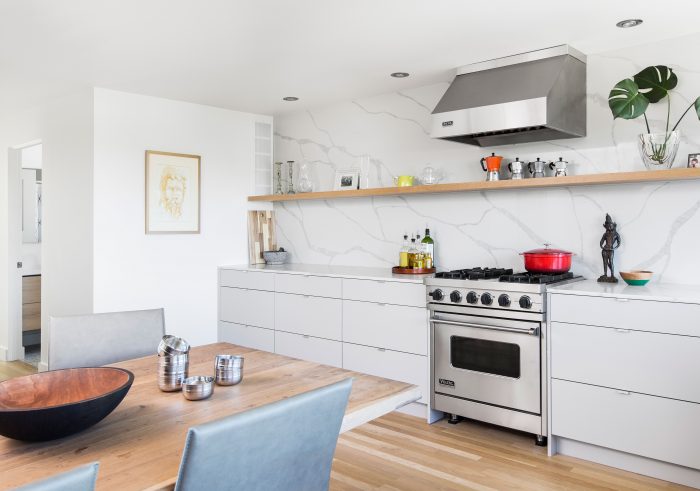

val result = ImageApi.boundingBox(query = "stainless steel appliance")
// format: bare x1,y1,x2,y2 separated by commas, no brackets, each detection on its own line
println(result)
427,268,582,445
430,45,586,147
508,158,525,180
550,157,569,177
528,158,548,178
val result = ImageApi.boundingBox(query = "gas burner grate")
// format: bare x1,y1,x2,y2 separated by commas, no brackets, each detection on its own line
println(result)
498,272,575,284
435,267,514,280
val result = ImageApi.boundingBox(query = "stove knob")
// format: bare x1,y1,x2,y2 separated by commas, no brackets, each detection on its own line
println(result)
429,289,444,301
480,292,493,306
498,294,511,307
450,290,462,303
466,291,479,304
519,295,532,309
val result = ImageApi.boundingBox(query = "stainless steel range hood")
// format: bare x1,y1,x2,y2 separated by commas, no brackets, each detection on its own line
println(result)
431,45,586,147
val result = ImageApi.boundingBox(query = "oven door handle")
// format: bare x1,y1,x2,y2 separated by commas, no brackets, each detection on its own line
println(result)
430,317,539,336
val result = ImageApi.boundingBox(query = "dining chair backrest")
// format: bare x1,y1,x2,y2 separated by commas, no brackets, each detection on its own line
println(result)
174,378,353,491
12,462,99,491
49,308,165,370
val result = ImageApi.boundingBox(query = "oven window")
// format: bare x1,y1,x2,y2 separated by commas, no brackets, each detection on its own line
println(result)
450,336,521,378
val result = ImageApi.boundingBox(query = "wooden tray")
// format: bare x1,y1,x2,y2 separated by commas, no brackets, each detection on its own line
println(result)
392,266,436,275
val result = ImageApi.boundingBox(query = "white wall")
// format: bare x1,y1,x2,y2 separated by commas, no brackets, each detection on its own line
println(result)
273,33,700,285
93,89,270,346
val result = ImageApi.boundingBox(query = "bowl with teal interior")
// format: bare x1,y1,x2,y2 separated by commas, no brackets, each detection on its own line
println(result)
620,270,653,286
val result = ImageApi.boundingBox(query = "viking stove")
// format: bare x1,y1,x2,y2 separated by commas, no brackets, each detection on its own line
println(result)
426,267,582,445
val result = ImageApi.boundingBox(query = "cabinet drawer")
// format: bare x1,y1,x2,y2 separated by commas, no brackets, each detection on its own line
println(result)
274,273,342,298
343,343,427,403
274,331,342,368
550,294,700,337
22,275,41,304
219,269,274,291
22,302,41,331
343,278,424,307
219,287,274,329
275,293,342,340
551,322,700,403
343,300,427,355
218,321,274,352
552,379,700,470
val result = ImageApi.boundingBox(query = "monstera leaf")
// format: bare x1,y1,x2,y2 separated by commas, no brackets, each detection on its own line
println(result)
608,78,649,120
633,65,678,103
696,96,700,119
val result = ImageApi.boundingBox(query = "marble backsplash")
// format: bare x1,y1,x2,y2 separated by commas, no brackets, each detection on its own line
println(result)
272,33,700,284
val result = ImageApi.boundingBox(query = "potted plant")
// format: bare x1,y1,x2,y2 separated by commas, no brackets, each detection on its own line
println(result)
608,65,700,169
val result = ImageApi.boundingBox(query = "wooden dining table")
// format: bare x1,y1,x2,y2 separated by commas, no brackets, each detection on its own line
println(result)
0,342,420,490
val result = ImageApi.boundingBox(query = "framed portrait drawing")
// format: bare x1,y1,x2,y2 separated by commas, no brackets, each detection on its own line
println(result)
333,169,359,191
145,150,201,234
688,153,700,168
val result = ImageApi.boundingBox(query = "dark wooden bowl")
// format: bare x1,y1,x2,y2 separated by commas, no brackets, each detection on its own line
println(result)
0,367,134,441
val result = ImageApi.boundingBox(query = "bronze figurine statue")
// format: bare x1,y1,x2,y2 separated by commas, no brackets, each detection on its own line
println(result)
598,213,621,283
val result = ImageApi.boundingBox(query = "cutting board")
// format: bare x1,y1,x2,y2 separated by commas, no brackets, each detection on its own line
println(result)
247,210,276,264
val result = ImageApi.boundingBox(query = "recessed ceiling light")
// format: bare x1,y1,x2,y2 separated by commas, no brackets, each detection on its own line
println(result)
616,19,643,28
282,96,299,101
390,72,410,78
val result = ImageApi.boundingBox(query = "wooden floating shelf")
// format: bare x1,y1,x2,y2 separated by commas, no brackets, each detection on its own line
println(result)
248,168,700,202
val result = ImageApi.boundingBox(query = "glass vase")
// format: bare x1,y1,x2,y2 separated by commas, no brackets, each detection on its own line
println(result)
638,131,680,170
297,161,314,193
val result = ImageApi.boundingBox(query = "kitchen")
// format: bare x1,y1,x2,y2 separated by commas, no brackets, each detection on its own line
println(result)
1,1,700,490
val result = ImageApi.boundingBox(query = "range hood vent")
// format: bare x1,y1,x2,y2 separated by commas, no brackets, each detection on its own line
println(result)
431,45,586,147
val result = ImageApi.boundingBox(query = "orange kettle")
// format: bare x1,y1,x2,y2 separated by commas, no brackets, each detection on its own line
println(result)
480,153,503,172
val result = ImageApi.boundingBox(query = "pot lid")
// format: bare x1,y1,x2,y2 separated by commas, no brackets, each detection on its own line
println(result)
522,243,573,255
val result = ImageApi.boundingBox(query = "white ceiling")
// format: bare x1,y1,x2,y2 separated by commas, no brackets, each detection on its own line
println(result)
2,0,700,116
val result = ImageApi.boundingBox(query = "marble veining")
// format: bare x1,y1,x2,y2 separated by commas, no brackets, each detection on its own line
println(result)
272,33,700,285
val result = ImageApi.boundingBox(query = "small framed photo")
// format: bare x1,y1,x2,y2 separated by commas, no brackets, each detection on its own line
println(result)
688,153,700,168
333,170,359,191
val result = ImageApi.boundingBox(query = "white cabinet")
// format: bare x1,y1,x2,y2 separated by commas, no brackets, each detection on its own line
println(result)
218,321,274,352
343,300,427,355
343,343,427,403
274,293,342,341
220,269,274,291
275,273,342,298
219,287,274,329
551,321,700,404
552,379,700,471
343,278,424,307
274,331,342,368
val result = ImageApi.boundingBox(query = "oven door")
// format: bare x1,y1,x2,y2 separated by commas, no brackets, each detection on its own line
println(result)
431,310,541,414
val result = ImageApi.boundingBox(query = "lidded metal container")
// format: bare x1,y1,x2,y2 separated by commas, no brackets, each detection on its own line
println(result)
214,355,244,386
157,335,190,392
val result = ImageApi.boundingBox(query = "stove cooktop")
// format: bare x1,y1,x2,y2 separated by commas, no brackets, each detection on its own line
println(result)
434,267,574,285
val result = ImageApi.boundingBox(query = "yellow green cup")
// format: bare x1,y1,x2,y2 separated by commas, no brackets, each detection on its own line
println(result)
393,175,414,187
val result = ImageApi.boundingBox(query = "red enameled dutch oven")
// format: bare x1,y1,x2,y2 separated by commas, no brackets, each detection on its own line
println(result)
520,244,573,274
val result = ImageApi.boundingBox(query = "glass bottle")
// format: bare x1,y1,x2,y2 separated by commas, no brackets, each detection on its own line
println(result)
422,228,434,269
413,237,424,269
407,238,417,268
399,235,410,268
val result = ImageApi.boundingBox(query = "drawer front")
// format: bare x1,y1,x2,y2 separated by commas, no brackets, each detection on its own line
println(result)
551,322,700,403
550,293,700,337
343,278,424,307
343,343,427,403
275,293,342,340
274,273,342,298
343,300,427,355
274,331,342,368
219,288,274,329
219,269,274,291
218,321,274,352
22,302,41,331
552,379,700,470
22,275,41,304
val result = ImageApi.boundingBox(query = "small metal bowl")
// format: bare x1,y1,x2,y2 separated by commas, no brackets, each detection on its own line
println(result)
158,335,190,356
214,354,244,369
182,376,214,401
216,367,243,386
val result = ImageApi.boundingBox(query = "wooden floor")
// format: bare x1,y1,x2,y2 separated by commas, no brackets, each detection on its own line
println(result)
0,359,36,382
331,413,691,491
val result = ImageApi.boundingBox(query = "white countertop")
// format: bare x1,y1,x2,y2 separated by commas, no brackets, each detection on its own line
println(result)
219,263,431,284
549,279,700,304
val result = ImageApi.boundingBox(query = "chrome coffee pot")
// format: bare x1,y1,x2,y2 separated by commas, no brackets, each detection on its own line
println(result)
549,157,569,177
528,158,547,178
508,158,525,180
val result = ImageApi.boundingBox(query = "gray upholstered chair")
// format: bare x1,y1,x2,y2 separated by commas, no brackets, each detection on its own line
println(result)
49,308,165,370
13,462,99,491
174,378,353,491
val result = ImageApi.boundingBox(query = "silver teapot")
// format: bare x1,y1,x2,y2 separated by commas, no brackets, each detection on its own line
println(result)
549,157,569,177
528,158,547,178
508,158,525,180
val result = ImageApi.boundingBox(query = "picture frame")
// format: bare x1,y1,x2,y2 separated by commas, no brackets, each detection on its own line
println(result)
688,153,700,169
333,169,359,191
145,150,201,234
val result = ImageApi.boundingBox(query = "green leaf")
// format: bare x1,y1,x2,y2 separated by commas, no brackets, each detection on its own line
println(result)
608,79,649,120
695,96,700,120
633,65,678,103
